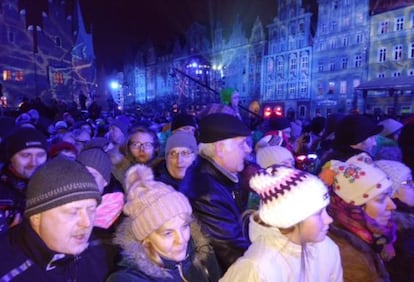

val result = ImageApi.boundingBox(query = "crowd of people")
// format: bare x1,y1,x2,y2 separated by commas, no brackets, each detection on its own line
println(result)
1,88,414,281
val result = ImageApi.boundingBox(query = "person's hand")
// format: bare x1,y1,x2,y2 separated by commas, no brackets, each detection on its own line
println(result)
381,243,396,261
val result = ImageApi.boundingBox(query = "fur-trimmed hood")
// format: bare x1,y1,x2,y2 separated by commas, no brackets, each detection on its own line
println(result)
113,216,214,279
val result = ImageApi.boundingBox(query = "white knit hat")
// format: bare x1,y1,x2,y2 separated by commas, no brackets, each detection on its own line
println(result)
330,153,392,206
123,164,192,240
249,166,329,228
375,160,411,196
256,145,294,169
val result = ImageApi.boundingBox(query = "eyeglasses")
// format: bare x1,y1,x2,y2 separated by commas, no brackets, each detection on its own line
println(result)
401,180,414,188
168,150,194,159
130,141,154,150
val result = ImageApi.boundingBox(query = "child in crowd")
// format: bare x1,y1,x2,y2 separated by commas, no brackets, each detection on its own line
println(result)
220,165,342,282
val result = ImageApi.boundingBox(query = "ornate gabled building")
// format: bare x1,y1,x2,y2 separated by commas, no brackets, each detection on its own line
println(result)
0,0,95,108
263,0,313,119
357,1,414,116
311,0,370,116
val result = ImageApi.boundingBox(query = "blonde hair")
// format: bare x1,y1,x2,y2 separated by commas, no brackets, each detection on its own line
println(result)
141,213,193,266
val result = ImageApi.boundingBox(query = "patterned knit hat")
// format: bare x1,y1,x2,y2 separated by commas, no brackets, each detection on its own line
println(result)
123,164,192,240
375,160,411,196
329,153,392,206
249,166,329,228
256,145,294,169
25,157,101,217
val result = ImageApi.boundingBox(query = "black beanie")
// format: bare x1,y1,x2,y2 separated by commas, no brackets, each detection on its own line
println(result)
24,157,101,218
197,113,250,143
171,113,197,132
4,127,47,160
77,148,112,183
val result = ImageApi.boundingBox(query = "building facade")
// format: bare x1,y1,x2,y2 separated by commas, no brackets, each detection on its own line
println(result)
0,0,96,108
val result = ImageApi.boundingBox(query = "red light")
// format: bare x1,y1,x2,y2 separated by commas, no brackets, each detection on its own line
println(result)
264,107,272,118
274,106,283,116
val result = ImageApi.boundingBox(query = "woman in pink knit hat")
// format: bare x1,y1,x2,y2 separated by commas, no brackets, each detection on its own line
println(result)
107,164,220,282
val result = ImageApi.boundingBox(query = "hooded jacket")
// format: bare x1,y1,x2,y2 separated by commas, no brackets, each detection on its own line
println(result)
107,217,221,282
220,214,343,282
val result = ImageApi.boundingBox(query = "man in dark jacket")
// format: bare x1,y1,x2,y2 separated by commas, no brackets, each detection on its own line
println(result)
0,157,117,281
0,127,48,234
179,113,252,272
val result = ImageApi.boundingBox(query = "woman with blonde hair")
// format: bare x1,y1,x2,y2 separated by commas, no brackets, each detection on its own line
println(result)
107,164,220,282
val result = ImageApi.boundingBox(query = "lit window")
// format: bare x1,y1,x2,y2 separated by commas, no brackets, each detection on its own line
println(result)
15,70,23,81
328,82,335,94
340,81,347,94
3,70,12,81
53,72,64,84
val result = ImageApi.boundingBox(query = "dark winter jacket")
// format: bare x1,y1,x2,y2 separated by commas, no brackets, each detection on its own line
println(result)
0,166,29,234
179,156,251,272
107,217,221,282
0,220,118,281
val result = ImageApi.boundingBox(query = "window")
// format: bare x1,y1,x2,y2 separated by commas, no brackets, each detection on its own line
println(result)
411,13,414,28
340,81,347,94
342,57,348,69
393,71,401,77
329,62,336,71
394,45,402,61
290,56,297,73
343,36,349,47
356,34,363,44
410,43,414,58
318,63,324,72
343,17,350,27
355,55,362,68
318,83,324,95
2,70,11,81
289,82,295,97
301,55,309,70
322,24,327,34
277,57,283,73
328,82,335,94
377,73,385,78
53,72,64,84
379,48,387,62
408,69,414,76
15,70,23,81
299,81,307,97
331,21,337,32
379,21,389,34
396,17,404,31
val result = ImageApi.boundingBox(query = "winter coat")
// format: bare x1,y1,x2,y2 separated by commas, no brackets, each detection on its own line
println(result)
328,224,390,282
0,166,29,234
179,156,251,271
385,210,414,282
0,220,118,281
107,217,221,282
220,215,343,282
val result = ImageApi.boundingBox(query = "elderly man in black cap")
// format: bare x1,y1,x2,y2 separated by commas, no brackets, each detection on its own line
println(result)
0,157,117,280
0,127,48,233
179,113,252,272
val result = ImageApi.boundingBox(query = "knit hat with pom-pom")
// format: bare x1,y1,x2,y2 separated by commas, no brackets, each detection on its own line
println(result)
249,165,329,228
123,164,192,240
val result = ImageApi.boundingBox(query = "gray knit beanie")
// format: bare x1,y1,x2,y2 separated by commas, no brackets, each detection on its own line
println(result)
25,157,101,218
165,131,198,158
77,148,112,183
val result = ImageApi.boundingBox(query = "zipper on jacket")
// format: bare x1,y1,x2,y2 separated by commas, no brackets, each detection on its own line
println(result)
177,263,189,282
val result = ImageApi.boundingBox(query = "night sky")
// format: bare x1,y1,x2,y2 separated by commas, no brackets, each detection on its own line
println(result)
80,0,279,71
